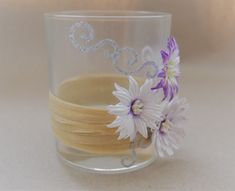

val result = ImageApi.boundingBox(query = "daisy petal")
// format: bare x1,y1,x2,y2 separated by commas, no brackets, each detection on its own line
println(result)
156,136,165,157
129,76,139,98
117,115,135,141
114,83,129,94
113,91,131,105
167,135,180,149
140,78,153,99
107,104,129,116
125,116,135,141
134,118,148,138
107,116,123,128
142,110,161,122
159,136,174,156
144,104,162,115
118,129,128,140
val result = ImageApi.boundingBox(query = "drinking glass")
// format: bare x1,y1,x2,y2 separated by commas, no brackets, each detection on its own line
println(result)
44,11,171,174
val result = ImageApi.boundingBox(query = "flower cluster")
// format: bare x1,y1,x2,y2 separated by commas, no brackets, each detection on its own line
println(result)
151,36,180,101
107,36,188,158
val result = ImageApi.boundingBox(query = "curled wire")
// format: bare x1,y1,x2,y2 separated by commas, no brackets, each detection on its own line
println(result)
69,21,159,79
121,141,137,167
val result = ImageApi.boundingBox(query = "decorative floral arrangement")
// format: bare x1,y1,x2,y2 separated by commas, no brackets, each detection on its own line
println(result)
69,22,188,160
107,37,188,158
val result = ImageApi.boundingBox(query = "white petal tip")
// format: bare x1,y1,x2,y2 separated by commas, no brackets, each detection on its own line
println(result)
107,124,115,128
128,75,134,81
117,136,125,140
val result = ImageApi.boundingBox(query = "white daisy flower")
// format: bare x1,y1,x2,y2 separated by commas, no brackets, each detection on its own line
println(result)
154,97,188,157
107,76,162,141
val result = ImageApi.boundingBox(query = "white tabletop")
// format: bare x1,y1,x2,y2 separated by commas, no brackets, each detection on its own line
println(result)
0,55,234,191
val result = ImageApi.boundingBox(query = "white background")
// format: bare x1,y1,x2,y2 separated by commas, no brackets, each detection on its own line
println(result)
0,1,234,190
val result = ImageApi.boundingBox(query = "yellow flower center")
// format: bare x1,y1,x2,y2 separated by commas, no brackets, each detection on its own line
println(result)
131,99,144,115
160,120,170,134
167,60,175,79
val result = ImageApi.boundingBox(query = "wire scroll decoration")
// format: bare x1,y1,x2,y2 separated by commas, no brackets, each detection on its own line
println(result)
68,22,157,167
69,21,159,78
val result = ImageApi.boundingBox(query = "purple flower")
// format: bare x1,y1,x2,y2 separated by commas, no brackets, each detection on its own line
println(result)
152,36,180,101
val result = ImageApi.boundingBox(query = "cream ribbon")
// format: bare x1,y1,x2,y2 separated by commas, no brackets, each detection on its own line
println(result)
49,74,151,154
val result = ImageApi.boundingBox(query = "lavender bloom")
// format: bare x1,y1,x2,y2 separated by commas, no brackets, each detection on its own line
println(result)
152,36,180,101
107,76,162,141
154,97,188,157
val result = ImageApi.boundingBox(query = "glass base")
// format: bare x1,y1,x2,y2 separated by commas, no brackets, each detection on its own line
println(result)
56,141,156,174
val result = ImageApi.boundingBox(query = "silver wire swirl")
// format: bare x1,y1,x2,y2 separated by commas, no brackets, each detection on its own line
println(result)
69,21,159,78
121,141,137,167
120,133,152,167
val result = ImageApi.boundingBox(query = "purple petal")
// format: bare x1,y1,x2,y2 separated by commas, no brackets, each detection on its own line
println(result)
157,70,166,78
151,79,164,90
167,36,179,54
161,50,169,64
169,86,174,101
163,85,169,100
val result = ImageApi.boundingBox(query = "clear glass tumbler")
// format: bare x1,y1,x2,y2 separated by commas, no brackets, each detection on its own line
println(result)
44,11,171,174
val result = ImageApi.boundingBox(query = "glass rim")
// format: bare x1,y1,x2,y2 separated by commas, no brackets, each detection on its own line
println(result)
44,10,171,20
